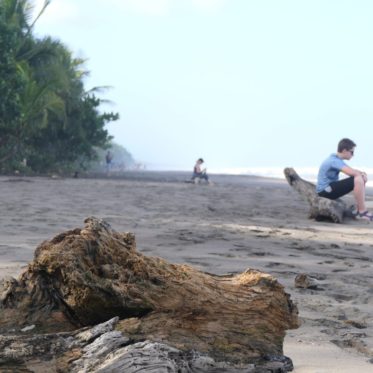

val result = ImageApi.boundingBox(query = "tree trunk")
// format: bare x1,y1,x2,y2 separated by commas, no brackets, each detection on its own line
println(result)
284,167,354,223
0,217,299,370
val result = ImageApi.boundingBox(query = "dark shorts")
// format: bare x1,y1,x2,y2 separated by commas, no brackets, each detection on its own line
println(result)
318,176,354,200
192,172,209,181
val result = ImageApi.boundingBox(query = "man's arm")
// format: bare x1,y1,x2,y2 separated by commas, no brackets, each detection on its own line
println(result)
341,166,367,182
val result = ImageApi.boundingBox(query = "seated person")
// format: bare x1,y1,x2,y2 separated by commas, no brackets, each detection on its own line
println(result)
316,138,372,221
192,158,210,183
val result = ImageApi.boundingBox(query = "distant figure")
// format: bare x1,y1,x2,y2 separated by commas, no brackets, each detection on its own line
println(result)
316,138,372,221
192,158,210,184
105,150,113,173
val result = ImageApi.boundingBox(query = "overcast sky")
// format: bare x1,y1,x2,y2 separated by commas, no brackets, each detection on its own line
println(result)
33,0,373,172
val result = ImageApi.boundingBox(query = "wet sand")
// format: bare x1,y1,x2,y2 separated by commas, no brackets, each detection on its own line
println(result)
1,171,373,371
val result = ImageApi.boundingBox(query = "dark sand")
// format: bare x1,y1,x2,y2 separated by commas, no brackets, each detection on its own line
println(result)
1,171,373,372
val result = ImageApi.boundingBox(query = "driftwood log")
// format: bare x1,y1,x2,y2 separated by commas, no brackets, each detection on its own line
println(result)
284,167,355,223
0,217,299,372
0,317,295,372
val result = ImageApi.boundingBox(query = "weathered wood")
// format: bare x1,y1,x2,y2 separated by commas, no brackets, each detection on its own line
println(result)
294,274,319,290
0,217,299,370
0,317,294,372
284,167,354,223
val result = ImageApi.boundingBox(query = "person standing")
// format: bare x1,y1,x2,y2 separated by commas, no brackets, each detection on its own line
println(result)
316,138,372,221
105,150,113,174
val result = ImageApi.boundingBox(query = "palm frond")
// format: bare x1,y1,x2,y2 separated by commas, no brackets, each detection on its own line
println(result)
84,85,113,95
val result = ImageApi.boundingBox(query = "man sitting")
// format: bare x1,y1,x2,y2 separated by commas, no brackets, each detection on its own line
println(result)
316,138,372,221
192,158,210,184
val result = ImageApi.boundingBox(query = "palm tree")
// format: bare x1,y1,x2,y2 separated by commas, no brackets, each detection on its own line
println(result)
0,0,55,164
1,0,77,166
0,0,118,173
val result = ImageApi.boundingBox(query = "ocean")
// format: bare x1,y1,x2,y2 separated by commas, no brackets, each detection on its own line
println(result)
207,166,373,188
147,164,373,188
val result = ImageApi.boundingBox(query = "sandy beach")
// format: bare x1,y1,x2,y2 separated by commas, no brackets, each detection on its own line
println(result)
1,171,373,372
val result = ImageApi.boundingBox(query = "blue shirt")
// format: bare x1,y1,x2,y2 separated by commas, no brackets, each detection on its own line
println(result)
316,154,347,193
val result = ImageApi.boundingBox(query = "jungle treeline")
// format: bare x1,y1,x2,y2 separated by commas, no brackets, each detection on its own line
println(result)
0,0,132,174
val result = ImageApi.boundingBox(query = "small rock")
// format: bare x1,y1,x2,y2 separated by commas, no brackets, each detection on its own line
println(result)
295,274,319,289
344,320,367,329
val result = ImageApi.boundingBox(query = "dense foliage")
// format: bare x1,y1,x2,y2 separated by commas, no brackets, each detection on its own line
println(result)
0,0,121,174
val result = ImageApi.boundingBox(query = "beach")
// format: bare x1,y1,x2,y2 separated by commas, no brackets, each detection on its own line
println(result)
1,171,373,372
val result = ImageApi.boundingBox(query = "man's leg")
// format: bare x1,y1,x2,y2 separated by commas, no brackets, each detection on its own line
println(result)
330,175,368,212
191,173,199,183
319,177,354,200
353,174,367,213
320,176,372,220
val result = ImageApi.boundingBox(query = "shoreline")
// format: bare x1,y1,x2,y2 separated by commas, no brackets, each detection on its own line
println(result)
1,172,373,371
5,168,373,189
0,170,295,189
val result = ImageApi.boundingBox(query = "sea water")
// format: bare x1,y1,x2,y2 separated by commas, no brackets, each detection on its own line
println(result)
208,166,373,188
145,163,373,188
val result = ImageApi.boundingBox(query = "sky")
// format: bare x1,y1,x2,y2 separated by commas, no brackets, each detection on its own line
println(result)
32,0,373,173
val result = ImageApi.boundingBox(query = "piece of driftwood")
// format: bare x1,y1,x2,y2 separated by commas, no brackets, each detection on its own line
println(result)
0,317,294,372
284,167,355,223
294,274,319,290
0,217,299,371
